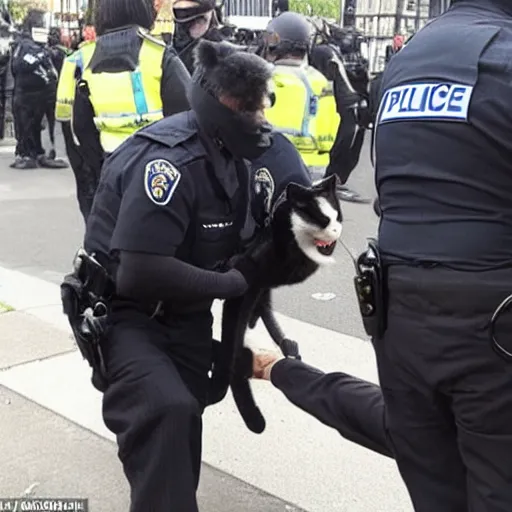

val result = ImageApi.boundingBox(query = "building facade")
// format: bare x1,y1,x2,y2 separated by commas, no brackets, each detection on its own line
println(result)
354,0,451,73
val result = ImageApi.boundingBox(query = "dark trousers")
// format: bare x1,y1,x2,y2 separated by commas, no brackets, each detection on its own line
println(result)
102,309,214,512
61,121,100,223
374,265,512,512
324,108,366,184
12,88,54,159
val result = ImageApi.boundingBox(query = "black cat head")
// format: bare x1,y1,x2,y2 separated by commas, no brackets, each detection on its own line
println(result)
193,39,274,112
285,175,343,265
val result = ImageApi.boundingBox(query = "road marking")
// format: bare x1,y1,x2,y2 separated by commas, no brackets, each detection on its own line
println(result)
311,292,337,301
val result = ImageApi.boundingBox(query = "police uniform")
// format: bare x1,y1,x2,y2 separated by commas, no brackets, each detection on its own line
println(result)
310,43,367,186
372,1,512,510
83,111,259,511
55,26,191,222
265,58,340,169
250,131,311,228
11,32,58,166
56,42,101,222
70,26,191,154
73,38,277,511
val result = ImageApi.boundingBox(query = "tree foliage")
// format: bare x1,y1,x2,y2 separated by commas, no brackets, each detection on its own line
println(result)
289,0,340,20
7,0,46,23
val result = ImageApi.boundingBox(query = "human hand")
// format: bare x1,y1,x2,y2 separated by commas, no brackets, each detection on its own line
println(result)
252,350,285,381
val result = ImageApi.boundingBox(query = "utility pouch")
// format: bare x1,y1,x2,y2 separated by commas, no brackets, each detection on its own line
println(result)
61,249,114,392
354,238,386,338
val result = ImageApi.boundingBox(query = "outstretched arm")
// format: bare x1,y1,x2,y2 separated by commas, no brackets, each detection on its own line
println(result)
253,352,393,458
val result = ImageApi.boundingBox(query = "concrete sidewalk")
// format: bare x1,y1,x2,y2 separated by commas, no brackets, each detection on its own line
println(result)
0,310,303,511
0,265,412,512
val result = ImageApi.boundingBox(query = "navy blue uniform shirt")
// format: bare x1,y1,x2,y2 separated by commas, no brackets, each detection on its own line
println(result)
250,132,311,227
375,0,512,270
85,111,248,273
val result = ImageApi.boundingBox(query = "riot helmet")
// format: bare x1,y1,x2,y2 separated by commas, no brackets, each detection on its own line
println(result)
262,11,312,62
173,0,218,41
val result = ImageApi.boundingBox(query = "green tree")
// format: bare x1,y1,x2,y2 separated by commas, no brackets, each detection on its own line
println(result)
289,0,340,20
7,0,46,23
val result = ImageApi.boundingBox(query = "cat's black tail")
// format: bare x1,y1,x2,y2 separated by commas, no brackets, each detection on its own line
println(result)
231,347,265,434
229,289,267,434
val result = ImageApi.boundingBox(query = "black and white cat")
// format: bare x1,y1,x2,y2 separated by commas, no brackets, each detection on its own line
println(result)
208,174,343,433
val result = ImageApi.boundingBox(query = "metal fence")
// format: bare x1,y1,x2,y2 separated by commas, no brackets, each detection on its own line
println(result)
224,0,273,17
354,0,438,74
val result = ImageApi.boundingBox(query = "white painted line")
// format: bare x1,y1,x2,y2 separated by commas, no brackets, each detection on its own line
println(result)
0,144,15,154
0,265,412,512
311,292,337,301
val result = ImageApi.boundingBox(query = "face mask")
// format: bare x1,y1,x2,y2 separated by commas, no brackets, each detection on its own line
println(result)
173,8,213,47
188,81,273,161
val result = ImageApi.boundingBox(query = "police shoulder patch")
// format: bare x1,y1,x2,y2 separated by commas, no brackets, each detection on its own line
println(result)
254,167,276,213
144,159,181,206
378,82,474,124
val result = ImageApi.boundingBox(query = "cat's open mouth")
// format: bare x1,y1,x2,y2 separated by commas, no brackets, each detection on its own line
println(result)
314,239,337,256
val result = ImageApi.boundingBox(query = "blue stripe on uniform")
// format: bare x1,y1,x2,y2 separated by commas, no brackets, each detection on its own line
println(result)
130,70,149,116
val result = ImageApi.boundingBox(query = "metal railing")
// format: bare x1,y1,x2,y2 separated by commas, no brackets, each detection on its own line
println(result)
224,0,273,17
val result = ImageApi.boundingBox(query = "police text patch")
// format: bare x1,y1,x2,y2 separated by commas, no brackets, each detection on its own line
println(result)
144,159,181,206
378,83,474,124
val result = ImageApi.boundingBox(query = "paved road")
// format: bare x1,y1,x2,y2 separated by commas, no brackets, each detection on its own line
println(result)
0,127,379,340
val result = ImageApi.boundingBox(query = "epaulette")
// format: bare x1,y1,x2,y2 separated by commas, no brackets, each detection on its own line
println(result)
138,28,165,47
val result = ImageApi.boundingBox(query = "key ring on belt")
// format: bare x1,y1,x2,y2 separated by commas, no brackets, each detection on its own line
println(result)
490,293,512,362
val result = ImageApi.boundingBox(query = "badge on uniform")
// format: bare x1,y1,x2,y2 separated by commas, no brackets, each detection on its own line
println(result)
144,159,181,206
254,167,275,214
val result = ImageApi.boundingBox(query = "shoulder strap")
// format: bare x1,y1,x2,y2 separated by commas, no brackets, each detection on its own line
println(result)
138,27,165,48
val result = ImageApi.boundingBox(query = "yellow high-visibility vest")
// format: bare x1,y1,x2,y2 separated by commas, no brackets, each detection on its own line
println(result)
266,62,340,168
56,29,166,153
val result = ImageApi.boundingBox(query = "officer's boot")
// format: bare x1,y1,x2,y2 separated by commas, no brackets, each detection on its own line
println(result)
37,153,69,169
14,156,38,169
9,155,22,168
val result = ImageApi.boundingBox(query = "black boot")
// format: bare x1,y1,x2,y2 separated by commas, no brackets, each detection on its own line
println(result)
336,184,371,204
37,154,69,169
14,157,38,169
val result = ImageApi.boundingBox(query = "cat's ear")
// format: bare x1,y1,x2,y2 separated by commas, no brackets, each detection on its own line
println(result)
313,174,339,193
286,182,312,205
194,39,221,70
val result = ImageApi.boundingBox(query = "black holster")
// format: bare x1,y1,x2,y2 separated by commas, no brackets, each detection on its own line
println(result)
354,238,387,338
61,250,114,392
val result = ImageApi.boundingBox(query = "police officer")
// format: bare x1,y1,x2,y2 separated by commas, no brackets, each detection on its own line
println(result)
79,39,275,511
171,1,317,215
47,27,70,76
310,41,370,203
260,14,340,188
272,0,289,17
11,11,60,169
55,0,191,222
172,0,224,74
247,2,512,511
